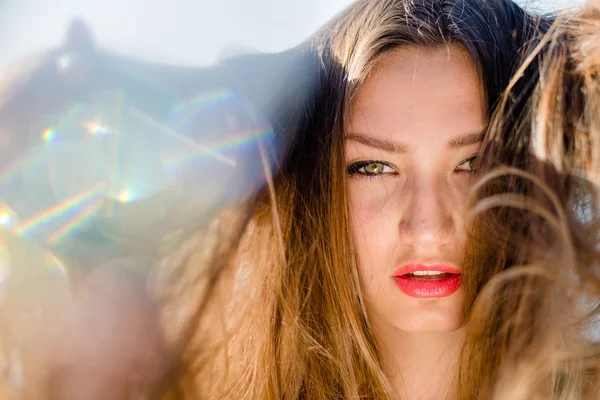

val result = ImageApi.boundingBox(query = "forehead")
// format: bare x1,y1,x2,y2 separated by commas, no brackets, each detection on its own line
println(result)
348,46,486,146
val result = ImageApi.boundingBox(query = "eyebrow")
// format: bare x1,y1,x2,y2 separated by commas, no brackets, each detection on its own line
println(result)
345,131,485,153
448,132,485,148
345,133,408,153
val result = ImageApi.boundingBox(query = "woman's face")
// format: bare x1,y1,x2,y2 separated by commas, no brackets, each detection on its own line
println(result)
346,46,485,333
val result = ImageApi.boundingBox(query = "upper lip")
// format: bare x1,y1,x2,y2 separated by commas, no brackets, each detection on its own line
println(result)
393,262,461,277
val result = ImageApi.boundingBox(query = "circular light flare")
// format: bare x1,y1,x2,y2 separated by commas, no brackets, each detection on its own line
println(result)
117,188,133,204
56,53,78,73
42,129,57,143
0,214,11,226
0,204,19,229
82,121,112,136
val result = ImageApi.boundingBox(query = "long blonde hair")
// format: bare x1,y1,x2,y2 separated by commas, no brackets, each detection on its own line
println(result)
161,1,552,398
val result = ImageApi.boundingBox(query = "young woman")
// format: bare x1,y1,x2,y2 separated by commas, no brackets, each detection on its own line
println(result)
5,1,599,400
164,1,552,399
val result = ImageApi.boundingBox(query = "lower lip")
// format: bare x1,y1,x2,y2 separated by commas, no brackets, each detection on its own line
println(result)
394,275,461,298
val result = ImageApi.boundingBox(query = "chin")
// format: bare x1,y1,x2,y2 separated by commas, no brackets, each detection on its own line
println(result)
395,312,464,332
391,291,465,333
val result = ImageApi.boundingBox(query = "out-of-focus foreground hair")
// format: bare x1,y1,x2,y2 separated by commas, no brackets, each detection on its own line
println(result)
0,18,317,400
459,2,600,398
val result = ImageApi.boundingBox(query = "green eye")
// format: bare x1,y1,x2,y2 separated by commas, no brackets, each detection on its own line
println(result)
364,162,385,174
347,160,395,176
455,156,479,173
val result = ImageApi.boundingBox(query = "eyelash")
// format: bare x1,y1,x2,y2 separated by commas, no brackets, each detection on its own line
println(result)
347,155,480,179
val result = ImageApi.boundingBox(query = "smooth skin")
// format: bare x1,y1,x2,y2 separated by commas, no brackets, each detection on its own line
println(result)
346,46,486,400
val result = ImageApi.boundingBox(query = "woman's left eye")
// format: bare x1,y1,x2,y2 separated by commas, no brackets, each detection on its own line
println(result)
455,155,479,173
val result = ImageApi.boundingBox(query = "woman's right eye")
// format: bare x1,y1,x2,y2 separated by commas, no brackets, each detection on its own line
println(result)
347,160,396,177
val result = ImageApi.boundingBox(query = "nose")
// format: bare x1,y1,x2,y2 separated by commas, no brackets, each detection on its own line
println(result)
399,173,456,248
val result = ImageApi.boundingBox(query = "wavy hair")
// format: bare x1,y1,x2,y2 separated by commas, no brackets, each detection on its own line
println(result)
163,1,551,399
459,3,600,398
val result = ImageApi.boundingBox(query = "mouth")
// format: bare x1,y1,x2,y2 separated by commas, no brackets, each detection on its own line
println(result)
403,271,454,279
393,264,461,298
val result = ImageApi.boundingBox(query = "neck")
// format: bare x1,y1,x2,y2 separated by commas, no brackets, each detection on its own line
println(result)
374,322,464,400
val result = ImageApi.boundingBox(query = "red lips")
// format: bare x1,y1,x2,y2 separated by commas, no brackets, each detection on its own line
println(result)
393,263,461,298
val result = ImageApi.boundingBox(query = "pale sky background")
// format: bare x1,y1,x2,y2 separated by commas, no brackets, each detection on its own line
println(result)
0,0,586,67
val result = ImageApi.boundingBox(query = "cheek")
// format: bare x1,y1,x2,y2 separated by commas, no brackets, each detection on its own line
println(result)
348,181,402,276
449,178,472,240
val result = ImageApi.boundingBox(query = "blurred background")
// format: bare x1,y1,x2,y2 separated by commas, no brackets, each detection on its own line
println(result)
0,0,587,68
